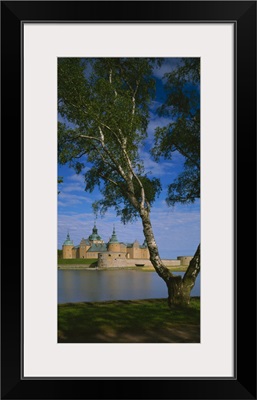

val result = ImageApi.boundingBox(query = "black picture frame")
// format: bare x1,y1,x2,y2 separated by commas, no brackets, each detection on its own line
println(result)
1,1,256,399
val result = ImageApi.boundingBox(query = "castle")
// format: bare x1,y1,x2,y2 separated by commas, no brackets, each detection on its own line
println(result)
61,223,193,268
62,223,150,260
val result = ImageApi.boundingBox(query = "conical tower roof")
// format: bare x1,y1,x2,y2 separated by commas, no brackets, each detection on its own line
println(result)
109,225,119,243
63,232,73,246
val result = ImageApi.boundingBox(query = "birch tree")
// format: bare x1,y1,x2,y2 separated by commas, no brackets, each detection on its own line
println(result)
152,58,200,300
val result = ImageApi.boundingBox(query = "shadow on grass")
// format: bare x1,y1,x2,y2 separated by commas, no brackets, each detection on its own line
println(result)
58,297,200,343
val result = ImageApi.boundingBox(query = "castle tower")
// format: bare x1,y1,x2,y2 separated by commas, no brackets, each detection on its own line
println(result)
88,222,104,244
107,226,121,252
79,237,91,259
62,232,74,259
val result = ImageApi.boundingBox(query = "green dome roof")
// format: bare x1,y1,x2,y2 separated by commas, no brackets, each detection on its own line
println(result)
89,233,101,240
63,232,73,246
88,223,102,241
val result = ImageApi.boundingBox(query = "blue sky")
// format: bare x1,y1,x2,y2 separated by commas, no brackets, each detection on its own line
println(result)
58,58,200,259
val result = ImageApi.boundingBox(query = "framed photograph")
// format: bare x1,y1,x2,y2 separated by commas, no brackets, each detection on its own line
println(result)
1,1,256,399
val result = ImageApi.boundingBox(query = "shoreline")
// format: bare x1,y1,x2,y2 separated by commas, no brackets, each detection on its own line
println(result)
58,264,188,272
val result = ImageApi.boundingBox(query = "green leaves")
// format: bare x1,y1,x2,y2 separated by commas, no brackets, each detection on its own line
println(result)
152,58,200,206
58,57,164,222
166,168,200,206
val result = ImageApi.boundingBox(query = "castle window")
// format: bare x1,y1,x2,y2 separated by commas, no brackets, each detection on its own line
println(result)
119,254,121,257
109,254,111,257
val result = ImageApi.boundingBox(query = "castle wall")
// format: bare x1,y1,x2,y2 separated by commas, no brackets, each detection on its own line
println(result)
98,252,127,268
79,245,90,258
141,248,150,259
126,248,134,259
133,248,143,259
126,247,150,259
177,256,193,266
84,252,95,259
72,248,78,258
86,252,99,259
98,253,181,268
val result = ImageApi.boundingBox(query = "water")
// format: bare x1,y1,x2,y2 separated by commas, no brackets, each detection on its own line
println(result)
58,269,200,304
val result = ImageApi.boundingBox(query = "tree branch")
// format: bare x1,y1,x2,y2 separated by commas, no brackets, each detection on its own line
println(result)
121,146,146,211
109,68,118,97
98,173,119,187
174,143,200,170
79,135,102,143
183,244,200,283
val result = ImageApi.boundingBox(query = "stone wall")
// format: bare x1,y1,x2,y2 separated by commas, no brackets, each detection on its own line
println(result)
98,252,127,268
98,253,182,268
79,245,90,259
177,256,193,266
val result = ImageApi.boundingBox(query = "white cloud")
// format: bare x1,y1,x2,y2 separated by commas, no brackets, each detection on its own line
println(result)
146,114,172,141
140,149,184,179
67,173,86,183
140,150,175,177
62,183,84,193
58,171,95,206
144,111,174,148
58,192,92,206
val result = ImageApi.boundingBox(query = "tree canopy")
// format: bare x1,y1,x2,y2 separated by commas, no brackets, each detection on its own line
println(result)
152,58,200,206
58,58,162,223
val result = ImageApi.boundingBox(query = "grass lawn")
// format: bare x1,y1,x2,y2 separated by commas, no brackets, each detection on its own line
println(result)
58,258,97,265
138,265,188,272
58,297,200,343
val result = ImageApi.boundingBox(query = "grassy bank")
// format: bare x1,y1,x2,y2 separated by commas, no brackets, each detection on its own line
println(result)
58,258,97,266
58,265,188,272
58,297,200,343
139,265,188,272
